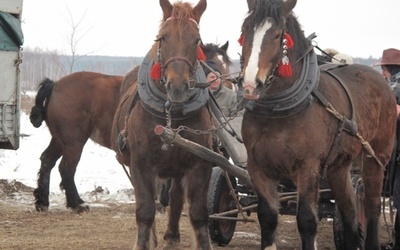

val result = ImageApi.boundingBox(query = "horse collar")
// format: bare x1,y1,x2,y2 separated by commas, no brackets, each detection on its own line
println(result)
246,49,320,118
138,51,209,120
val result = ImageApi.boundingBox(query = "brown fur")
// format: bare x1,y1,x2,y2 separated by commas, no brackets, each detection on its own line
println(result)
240,0,397,249
111,0,213,249
30,72,123,212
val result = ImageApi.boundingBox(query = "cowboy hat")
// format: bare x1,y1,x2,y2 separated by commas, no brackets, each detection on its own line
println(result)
373,48,400,66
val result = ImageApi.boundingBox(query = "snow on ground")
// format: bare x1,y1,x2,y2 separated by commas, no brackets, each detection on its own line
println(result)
0,112,134,206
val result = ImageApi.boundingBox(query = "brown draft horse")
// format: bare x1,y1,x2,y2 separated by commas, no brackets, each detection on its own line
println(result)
111,0,213,249
238,0,397,249
29,71,123,212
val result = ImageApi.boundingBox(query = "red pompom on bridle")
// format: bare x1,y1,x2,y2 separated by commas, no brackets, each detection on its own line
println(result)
276,32,294,78
150,62,161,80
284,33,294,49
238,33,244,46
197,45,206,61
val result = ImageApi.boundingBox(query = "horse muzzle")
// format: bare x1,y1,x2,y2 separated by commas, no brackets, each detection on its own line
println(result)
243,81,261,100
166,80,190,103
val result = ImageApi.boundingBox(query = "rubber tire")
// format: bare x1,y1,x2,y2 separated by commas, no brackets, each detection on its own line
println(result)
208,167,238,246
333,174,365,249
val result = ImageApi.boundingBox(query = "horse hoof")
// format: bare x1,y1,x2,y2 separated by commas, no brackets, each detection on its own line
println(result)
35,204,49,212
74,204,90,214
163,240,179,250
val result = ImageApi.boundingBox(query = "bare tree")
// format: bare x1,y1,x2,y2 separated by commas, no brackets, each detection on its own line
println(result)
62,6,94,73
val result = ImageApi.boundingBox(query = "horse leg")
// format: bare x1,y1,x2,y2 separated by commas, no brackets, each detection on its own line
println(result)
296,162,320,250
58,145,88,213
246,164,279,250
362,157,386,249
132,165,157,250
186,165,212,250
34,138,62,211
327,164,358,249
163,178,184,248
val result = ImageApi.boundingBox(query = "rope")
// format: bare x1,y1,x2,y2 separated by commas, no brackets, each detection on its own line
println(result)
325,102,385,171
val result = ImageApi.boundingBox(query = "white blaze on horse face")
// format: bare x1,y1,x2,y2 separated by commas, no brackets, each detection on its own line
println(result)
244,20,272,88
217,54,227,70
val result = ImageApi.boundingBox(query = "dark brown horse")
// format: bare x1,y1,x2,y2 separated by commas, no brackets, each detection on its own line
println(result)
111,0,213,249
238,0,396,249
29,71,123,212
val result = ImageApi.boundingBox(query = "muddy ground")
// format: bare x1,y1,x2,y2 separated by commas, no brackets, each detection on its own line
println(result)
0,180,394,249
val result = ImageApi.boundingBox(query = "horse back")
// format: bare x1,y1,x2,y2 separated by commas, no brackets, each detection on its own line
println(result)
46,71,124,148
319,64,396,134
318,64,396,159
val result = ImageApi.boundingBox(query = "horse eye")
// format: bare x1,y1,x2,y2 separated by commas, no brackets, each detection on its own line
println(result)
155,36,166,43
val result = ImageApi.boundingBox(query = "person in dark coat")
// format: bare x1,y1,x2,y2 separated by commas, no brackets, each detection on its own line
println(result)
375,48,400,249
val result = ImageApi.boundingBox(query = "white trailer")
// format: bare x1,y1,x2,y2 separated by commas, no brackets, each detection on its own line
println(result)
0,0,23,150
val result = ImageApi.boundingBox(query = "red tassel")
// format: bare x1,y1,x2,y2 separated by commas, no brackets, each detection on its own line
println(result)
285,33,294,49
277,60,292,77
197,46,206,61
150,62,161,80
238,33,244,46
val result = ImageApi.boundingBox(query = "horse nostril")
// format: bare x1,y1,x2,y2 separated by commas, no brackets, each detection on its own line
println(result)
244,88,251,95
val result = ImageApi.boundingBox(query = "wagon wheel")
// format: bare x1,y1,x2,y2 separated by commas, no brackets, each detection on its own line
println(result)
208,167,238,246
333,174,366,249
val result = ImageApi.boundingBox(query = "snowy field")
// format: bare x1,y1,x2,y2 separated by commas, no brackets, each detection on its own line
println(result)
0,112,134,206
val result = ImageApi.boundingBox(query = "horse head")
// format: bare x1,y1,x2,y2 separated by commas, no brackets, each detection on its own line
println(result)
239,0,311,100
151,0,207,104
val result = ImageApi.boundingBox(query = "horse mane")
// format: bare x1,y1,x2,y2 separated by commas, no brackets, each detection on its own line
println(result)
244,0,309,58
159,2,199,33
244,0,284,30
202,43,232,66
152,2,200,56
286,15,310,58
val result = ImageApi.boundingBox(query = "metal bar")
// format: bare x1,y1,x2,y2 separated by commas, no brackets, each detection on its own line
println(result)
209,215,256,222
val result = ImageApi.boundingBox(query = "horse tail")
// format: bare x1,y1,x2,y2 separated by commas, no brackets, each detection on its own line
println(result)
29,78,55,128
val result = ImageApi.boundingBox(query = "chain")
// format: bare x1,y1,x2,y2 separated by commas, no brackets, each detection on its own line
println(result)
173,125,215,135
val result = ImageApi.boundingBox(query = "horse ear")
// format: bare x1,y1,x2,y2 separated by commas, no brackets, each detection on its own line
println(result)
284,0,297,16
160,0,173,20
246,0,256,10
192,0,207,22
220,41,229,52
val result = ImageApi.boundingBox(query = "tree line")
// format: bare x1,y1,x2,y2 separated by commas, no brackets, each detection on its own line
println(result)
20,47,143,91
20,47,378,91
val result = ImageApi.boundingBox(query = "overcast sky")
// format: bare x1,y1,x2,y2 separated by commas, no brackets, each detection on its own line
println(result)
21,0,400,60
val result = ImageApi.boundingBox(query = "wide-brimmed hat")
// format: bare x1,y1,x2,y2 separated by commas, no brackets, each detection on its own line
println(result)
373,48,400,66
